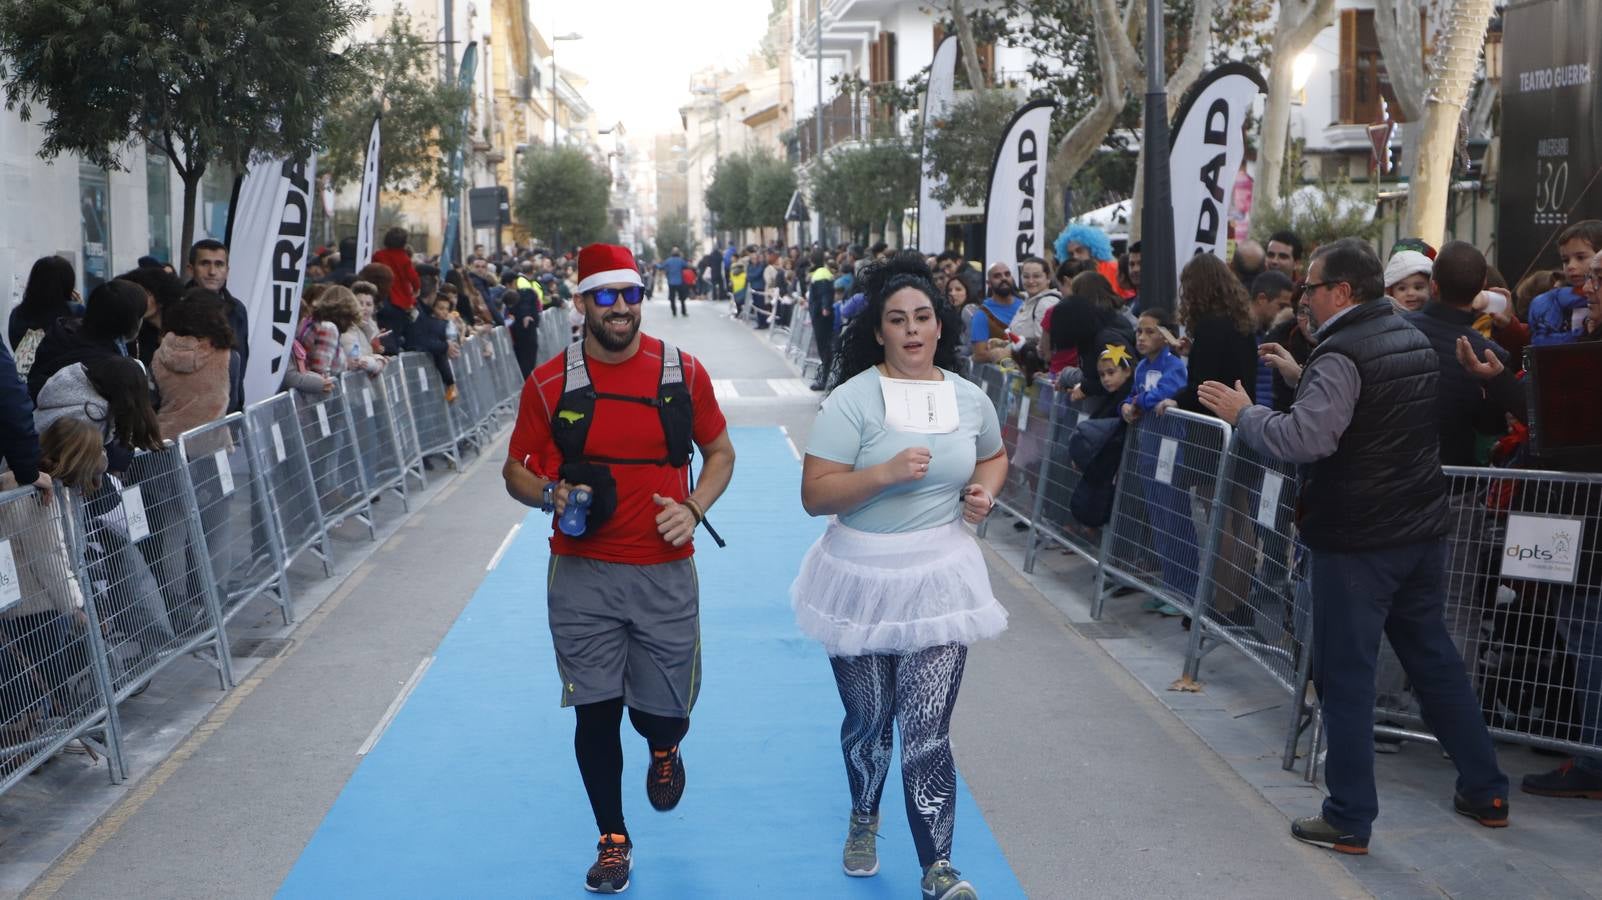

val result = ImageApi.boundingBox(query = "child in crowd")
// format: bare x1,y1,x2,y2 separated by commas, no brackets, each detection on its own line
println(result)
284,289,334,398
1528,219,1602,345
350,280,387,355
1120,309,1191,616
323,285,386,376
1384,250,1433,313
1066,343,1138,533
1122,310,1187,424
433,293,465,348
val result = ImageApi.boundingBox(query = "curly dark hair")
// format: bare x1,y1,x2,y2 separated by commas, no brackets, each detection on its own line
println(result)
165,289,236,349
834,251,963,386
1179,253,1254,336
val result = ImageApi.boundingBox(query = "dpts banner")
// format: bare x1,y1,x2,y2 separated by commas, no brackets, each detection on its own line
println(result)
1498,0,1602,282
917,36,958,255
226,155,317,405
355,116,381,270
1168,63,1266,287
983,99,1055,276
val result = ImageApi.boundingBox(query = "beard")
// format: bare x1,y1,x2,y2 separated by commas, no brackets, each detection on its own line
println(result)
587,308,640,351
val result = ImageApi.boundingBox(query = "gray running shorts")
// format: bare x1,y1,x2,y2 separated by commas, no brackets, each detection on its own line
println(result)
546,554,701,717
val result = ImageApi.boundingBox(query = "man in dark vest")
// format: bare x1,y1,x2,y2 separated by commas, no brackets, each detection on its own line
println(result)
1197,238,1508,855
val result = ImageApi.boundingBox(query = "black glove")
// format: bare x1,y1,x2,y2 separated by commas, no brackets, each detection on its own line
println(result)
557,462,618,535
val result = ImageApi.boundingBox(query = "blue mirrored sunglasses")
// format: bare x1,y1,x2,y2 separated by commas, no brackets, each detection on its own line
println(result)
588,285,644,307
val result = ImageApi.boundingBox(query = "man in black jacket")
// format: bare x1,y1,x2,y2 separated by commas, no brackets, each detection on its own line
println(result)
1402,241,1526,465
187,240,250,411
1199,238,1509,855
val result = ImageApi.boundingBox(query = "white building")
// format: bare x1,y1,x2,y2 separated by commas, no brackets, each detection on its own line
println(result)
0,114,238,309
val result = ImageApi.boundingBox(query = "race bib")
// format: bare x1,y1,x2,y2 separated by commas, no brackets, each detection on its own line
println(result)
880,376,959,434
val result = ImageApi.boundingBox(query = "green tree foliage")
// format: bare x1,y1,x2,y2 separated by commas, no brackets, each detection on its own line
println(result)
923,89,1020,208
1251,157,1386,252
746,151,798,237
0,0,365,255
705,154,753,232
514,144,612,252
320,12,474,195
655,208,692,260
812,141,920,245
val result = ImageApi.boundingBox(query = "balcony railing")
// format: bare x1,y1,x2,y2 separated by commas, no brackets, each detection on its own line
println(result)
792,91,900,165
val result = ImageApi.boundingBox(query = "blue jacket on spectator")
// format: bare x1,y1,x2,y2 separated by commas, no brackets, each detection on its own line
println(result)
658,255,688,286
0,341,41,485
1130,347,1187,413
1528,285,1588,345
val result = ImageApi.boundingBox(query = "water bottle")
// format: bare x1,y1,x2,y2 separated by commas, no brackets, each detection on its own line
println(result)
559,487,592,536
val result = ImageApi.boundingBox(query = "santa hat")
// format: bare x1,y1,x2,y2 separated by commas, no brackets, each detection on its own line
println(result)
576,244,644,294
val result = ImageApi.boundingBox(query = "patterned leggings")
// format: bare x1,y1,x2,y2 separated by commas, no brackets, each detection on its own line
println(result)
829,643,968,868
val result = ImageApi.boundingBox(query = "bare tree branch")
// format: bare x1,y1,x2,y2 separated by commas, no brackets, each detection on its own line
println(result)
1373,0,1427,120
948,0,989,90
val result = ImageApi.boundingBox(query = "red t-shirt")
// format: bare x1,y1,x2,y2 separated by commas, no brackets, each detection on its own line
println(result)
507,335,728,564
371,247,421,310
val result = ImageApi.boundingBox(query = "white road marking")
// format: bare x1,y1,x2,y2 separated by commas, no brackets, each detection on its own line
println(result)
711,379,740,400
357,656,435,757
779,425,802,461
487,523,521,571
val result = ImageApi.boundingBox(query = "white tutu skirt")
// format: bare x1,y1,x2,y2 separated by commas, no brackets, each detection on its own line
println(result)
790,519,1008,657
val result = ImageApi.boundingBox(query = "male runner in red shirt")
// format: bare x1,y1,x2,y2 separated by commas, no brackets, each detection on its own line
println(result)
503,243,735,893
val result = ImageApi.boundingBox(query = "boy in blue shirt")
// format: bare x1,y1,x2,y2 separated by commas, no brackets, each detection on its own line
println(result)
1122,309,1187,423
1121,308,1192,616
1528,220,1602,345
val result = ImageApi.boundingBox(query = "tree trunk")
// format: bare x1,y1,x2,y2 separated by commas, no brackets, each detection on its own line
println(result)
178,167,203,265
1373,0,1427,121
1049,0,1142,187
1252,0,1335,224
949,0,988,90
1405,0,1495,245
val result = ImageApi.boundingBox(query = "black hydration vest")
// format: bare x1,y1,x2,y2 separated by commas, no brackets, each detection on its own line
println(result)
550,341,695,467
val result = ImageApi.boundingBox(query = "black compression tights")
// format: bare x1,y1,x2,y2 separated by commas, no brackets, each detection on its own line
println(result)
573,698,690,836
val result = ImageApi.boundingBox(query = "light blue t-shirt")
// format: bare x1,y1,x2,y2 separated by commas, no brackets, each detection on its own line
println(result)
806,367,1003,534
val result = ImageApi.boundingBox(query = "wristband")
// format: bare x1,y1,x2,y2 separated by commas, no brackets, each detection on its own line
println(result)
683,498,705,523
541,480,557,513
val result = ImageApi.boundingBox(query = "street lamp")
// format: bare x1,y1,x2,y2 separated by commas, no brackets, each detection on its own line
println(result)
551,32,583,145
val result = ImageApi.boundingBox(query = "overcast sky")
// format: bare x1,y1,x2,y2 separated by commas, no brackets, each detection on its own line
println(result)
550,0,772,141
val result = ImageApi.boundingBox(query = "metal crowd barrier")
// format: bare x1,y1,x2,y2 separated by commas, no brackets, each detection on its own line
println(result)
379,361,426,492
0,487,124,790
1371,465,1602,759
177,413,292,625
0,328,523,800
1090,408,1234,622
1023,391,1101,570
401,352,463,471
247,393,332,576
954,363,1602,776
296,389,375,540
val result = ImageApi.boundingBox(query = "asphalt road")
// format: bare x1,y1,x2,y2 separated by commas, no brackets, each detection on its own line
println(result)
31,295,1366,898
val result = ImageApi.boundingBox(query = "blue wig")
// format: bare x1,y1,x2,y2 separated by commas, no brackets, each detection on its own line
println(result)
1054,223,1114,263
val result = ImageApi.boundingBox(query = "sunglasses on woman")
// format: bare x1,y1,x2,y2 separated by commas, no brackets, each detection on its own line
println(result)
586,285,645,307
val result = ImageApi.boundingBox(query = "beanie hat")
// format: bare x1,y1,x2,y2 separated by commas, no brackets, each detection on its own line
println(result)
575,244,644,294
1384,250,1433,289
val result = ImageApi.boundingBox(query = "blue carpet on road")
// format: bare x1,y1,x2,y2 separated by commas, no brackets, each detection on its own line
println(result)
279,427,1024,898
